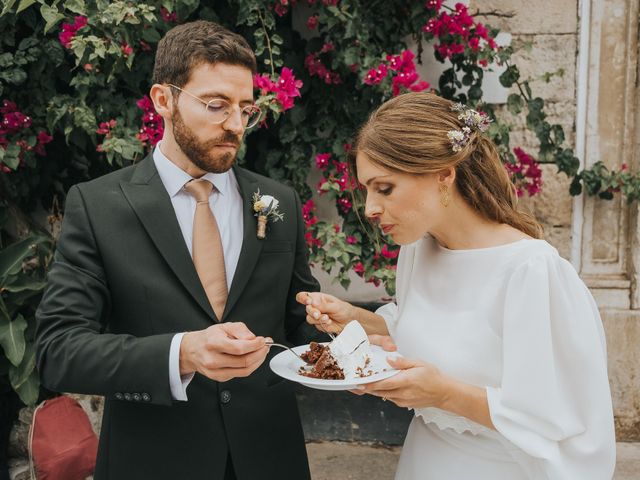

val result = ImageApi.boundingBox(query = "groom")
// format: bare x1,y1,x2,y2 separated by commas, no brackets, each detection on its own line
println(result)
36,20,321,480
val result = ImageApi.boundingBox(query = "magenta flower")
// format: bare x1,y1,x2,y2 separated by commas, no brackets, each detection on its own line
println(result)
306,15,319,30
315,153,331,170
58,15,88,49
160,7,178,23
380,244,399,259
337,197,352,213
121,42,133,57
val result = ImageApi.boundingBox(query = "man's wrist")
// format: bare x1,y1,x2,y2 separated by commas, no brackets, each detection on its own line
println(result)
179,332,196,376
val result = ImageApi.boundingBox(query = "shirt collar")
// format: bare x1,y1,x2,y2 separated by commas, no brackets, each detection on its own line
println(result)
153,142,231,197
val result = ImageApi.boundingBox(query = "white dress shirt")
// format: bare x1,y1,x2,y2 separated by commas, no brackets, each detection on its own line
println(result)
152,144,244,401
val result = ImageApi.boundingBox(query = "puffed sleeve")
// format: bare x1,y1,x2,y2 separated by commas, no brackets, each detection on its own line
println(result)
486,253,616,479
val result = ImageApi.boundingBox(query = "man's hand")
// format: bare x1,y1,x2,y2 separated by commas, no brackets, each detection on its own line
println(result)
179,322,270,382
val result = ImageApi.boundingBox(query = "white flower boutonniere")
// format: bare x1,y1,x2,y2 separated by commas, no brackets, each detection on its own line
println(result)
252,190,284,239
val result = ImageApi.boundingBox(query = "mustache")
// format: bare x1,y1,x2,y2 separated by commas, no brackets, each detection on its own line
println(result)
204,133,241,149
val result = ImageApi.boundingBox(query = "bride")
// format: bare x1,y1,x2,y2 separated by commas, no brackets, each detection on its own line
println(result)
297,92,616,479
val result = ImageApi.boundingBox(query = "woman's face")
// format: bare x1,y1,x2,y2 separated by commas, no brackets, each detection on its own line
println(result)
356,152,443,245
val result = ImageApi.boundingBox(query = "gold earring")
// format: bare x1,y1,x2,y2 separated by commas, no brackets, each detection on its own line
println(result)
439,184,450,207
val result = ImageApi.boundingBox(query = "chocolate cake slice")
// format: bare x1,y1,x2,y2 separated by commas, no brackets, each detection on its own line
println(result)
298,321,372,380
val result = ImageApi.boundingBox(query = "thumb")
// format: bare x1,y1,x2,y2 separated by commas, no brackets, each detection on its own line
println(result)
368,334,397,352
386,356,419,370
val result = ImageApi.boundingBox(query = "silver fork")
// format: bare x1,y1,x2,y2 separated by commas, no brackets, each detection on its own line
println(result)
265,341,307,362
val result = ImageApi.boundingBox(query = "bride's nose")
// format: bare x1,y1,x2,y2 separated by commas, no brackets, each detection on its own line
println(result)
364,195,383,219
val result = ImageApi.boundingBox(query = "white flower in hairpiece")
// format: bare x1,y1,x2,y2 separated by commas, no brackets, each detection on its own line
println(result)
447,127,472,152
447,103,493,152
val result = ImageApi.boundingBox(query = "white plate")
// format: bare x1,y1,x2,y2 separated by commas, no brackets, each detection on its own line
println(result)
269,343,400,391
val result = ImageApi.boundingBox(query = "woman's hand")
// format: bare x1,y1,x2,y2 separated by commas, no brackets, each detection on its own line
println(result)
353,356,452,410
295,291,355,334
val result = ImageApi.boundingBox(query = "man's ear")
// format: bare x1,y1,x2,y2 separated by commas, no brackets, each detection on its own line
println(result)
437,166,456,187
149,84,173,122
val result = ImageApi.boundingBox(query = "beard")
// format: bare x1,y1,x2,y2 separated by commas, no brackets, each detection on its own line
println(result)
171,106,241,174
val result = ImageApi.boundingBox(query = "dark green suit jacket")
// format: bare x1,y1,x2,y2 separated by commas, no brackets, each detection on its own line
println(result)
35,155,322,480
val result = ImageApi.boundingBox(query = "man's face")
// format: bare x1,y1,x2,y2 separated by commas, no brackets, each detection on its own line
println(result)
171,62,254,174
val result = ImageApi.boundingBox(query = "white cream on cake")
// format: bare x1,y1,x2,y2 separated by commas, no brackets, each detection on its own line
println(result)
328,320,372,378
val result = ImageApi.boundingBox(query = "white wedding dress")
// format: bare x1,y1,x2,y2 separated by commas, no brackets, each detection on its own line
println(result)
376,236,616,479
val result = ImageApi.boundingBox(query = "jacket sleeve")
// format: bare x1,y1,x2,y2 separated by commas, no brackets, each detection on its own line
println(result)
35,184,176,406
283,189,326,345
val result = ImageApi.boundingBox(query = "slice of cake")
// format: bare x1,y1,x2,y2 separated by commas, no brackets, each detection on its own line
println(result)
299,321,372,380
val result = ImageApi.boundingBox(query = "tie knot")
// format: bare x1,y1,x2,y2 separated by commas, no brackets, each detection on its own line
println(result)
185,179,214,202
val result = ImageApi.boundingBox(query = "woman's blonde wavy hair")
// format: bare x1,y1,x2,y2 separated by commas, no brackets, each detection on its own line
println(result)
349,92,543,239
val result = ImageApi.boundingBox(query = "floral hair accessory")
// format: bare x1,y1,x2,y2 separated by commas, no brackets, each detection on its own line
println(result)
447,103,492,152
252,190,284,239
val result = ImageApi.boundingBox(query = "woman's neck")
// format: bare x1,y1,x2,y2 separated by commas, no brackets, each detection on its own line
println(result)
429,200,530,250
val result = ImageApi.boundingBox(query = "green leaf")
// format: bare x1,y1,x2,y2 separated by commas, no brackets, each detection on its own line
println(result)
499,65,519,88
0,235,48,283
141,28,161,43
16,0,36,14
3,275,47,293
9,343,39,406
1,0,18,16
506,93,524,115
0,314,27,366
40,4,65,34
13,368,39,406
64,0,86,15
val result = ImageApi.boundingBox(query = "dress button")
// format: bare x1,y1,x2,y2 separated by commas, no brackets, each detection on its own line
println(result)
124,393,132,401
142,393,151,402
115,392,123,400
132,393,141,402
220,390,231,404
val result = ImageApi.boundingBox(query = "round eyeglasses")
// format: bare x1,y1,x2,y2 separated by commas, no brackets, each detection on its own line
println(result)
167,84,262,129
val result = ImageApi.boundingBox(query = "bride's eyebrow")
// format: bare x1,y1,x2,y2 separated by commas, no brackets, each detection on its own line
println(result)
361,174,393,186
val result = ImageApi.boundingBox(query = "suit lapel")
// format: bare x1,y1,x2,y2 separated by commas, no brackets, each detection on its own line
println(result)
222,167,263,321
120,155,217,320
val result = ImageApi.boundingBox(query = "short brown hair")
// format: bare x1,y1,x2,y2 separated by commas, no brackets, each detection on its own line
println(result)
152,20,257,87
351,92,543,239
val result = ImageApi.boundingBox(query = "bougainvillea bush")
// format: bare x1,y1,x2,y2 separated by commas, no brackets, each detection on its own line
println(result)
0,0,636,405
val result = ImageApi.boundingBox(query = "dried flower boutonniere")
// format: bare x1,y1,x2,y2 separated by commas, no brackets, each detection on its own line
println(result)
252,190,284,239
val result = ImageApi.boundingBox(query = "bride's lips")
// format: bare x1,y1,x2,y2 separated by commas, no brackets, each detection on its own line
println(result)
380,224,395,234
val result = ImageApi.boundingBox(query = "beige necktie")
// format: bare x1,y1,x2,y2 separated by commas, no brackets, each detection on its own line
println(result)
184,179,228,320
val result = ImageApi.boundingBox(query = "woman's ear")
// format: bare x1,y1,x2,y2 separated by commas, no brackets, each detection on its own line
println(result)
438,166,456,187
149,84,173,121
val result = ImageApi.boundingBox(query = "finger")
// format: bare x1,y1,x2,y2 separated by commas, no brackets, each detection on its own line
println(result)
207,345,269,369
306,305,322,320
210,336,266,355
360,376,403,393
222,322,256,340
368,335,397,352
348,389,366,396
386,356,419,370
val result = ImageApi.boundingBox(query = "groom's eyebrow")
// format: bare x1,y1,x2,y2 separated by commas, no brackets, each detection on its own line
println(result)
200,91,254,105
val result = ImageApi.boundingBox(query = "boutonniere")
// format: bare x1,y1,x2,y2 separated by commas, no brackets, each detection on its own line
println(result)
252,190,284,239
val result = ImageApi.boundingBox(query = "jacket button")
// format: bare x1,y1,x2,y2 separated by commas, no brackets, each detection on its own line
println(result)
124,393,132,401
115,392,123,400
132,393,141,402
142,393,151,402
220,390,231,404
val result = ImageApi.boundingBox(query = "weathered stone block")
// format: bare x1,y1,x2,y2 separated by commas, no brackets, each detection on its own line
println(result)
469,0,578,35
